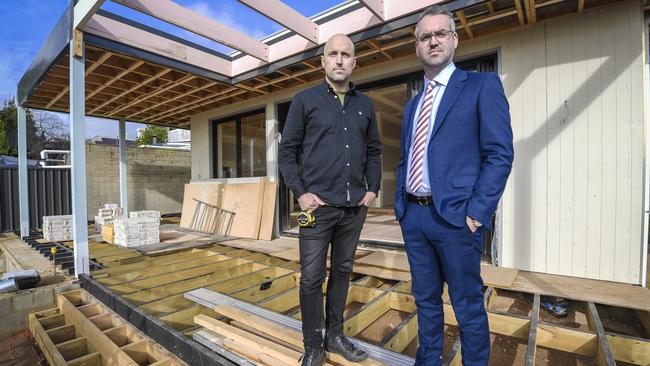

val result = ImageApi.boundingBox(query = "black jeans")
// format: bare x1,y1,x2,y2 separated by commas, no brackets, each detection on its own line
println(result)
298,205,368,348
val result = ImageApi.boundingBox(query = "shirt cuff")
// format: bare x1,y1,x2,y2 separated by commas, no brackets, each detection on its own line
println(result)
367,185,380,195
292,185,307,199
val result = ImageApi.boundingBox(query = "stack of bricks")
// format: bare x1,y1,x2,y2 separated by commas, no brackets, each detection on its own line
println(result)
94,204,119,232
113,211,161,247
43,215,74,241
129,210,161,222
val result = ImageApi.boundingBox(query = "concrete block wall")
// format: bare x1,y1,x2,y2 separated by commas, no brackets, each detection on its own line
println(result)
85,145,190,218
0,283,80,339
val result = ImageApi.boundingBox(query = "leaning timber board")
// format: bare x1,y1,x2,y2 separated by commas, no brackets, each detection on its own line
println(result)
180,181,270,239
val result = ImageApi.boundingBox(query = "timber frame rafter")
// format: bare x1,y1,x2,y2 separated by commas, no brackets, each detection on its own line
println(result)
19,0,620,128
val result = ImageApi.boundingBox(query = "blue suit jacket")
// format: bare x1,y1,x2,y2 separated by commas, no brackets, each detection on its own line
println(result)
394,69,514,230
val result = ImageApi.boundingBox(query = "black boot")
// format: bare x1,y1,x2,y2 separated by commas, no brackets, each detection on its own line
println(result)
301,346,326,366
325,333,368,362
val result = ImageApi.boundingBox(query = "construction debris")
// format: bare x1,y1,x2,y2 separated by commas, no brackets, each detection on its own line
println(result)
43,215,73,242
0,269,40,292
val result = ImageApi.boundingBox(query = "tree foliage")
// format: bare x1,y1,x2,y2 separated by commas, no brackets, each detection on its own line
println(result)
135,125,168,146
0,97,69,159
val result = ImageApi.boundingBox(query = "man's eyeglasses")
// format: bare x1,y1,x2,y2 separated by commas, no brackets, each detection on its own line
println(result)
416,30,455,44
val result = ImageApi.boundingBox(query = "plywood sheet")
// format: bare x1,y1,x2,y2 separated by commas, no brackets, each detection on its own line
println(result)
180,182,267,240
511,270,650,311
355,251,409,271
269,248,371,263
221,183,264,239
179,183,223,228
258,181,277,241
352,250,519,287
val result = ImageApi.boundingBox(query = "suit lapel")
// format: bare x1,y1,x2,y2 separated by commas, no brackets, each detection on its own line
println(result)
403,89,424,156
431,69,468,140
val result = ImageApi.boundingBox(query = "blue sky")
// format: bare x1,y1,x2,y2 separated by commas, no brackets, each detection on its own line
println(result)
0,0,341,139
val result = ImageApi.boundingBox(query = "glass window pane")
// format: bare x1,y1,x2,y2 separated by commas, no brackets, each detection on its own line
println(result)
218,120,237,178
366,83,408,207
241,112,267,177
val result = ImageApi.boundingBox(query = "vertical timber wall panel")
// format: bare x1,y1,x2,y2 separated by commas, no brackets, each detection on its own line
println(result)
457,0,644,284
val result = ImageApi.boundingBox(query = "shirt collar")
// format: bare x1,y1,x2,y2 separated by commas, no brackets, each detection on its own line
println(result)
424,62,456,88
321,79,356,95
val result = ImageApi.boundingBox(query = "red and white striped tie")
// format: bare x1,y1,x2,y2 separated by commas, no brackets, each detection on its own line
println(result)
408,82,436,192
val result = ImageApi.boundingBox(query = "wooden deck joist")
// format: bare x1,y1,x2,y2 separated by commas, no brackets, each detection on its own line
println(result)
70,240,650,366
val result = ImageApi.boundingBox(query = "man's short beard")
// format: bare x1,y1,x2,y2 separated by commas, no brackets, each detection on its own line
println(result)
327,72,349,82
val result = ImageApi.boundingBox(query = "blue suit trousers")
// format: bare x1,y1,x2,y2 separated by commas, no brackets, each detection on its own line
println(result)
400,202,490,365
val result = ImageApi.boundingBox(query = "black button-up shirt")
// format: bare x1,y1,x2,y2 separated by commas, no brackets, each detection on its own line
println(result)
279,81,382,207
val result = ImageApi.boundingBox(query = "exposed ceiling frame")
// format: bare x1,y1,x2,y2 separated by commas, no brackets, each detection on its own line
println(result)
73,0,107,29
112,0,269,62
238,0,320,44
45,51,112,108
83,14,232,76
359,0,386,20
88,68,173,114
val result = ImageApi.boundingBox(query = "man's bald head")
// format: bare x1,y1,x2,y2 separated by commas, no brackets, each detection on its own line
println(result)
321,34,356,90
324,34,355,56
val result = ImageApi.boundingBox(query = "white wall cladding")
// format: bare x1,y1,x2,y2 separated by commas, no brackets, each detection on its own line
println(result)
455,0,645,284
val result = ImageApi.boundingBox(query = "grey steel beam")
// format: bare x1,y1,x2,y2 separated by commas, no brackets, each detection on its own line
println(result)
524,294,540,366
16,6,72,106
70,32,90,277
118,119,128,217
17,102,30,238
586,302,616,365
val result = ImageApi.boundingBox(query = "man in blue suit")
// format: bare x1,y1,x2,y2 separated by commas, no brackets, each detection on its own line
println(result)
395,5,514,365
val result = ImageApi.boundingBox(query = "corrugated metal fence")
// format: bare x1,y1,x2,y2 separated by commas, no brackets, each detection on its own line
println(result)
0,167,71,232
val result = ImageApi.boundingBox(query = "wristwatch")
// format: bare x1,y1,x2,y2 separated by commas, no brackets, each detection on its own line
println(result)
470,217,483,227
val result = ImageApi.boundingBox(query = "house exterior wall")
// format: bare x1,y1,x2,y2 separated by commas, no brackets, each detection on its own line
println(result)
461,0,644,285
190,0,646,284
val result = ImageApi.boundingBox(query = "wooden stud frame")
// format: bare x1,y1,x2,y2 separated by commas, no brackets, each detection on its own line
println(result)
81,241,650,365
28,289,186,365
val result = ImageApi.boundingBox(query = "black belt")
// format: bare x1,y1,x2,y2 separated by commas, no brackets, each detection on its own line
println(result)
407,194,433,206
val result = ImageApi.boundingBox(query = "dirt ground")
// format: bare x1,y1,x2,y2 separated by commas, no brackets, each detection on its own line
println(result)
0,331,47,366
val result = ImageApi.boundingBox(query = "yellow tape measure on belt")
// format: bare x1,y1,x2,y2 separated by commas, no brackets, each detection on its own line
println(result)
297,211,315,228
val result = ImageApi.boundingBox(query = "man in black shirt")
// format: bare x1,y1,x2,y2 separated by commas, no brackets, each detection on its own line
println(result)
279,33,382,366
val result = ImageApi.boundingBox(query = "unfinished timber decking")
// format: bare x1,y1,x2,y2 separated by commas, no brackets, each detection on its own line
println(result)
77,239,650,366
